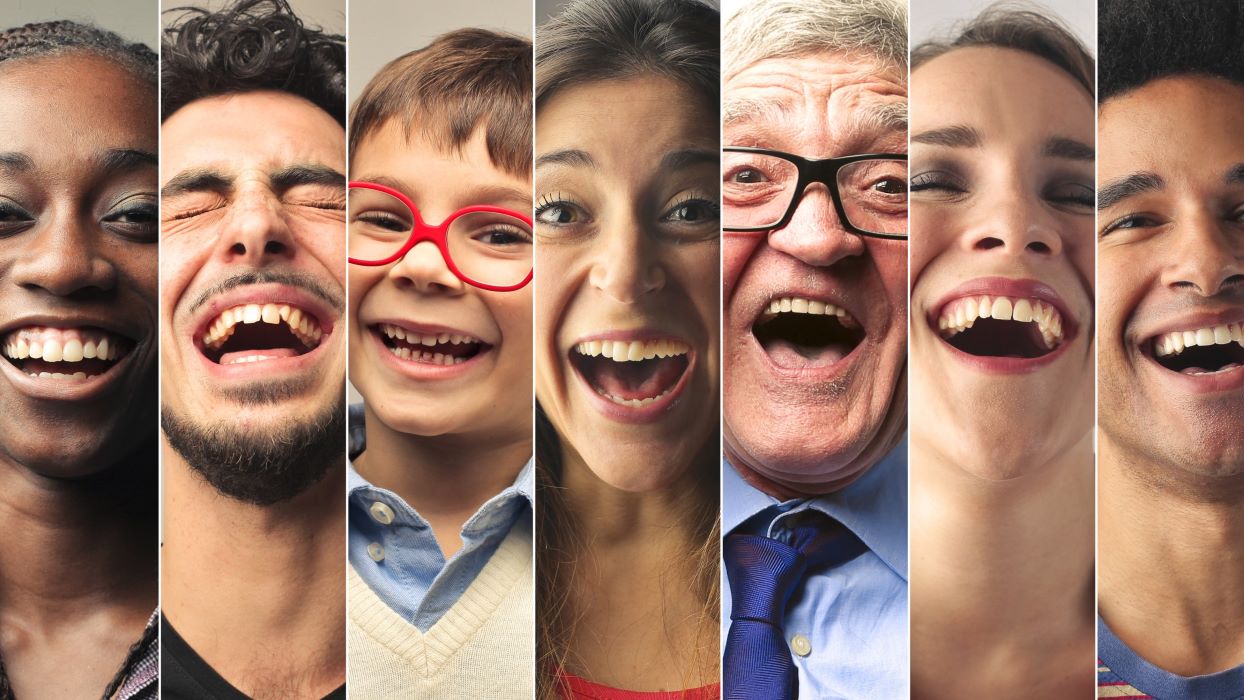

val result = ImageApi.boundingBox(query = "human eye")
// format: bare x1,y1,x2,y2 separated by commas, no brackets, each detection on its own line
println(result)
909,170,966,197
1100,212,1163,238
356,210,410,233
472,219,533,247
103,195,158,242
1044,181,1095,213
0,199,34,236
535,192,587,227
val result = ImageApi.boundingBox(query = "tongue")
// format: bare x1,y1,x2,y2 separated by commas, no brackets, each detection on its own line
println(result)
219,347,301,364
763,338,853,367
591,357,685,400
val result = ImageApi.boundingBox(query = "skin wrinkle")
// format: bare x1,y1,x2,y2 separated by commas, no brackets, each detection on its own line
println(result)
723,50,907,496
1099,75,1244,678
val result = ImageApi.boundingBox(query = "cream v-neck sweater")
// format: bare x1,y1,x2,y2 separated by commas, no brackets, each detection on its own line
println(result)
347,523,534,698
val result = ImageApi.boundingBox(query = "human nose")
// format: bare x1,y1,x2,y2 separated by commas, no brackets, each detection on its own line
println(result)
588,215,666,303
1161,212,1244,296
389,240,465,294
11,214,116,297
218,191,296,264
766,183,867,266
960,187,1064,257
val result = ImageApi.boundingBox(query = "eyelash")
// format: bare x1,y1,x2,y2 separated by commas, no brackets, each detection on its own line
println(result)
662,193,720,225
534,191,586,226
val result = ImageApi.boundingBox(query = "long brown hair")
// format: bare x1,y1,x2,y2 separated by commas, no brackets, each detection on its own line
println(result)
534,0,720,696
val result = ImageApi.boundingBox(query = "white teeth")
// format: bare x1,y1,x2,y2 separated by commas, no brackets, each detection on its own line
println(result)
574,338,690,362
764,296,857,327
221,354,282,365
938,295,1065,348
383,345,466,365
378,325,481,349
594,385,674,407
2,328,124,364
202,303,324,350
1154,322,1244,358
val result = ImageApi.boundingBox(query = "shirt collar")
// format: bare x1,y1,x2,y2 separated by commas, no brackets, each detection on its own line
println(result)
723,438,908,581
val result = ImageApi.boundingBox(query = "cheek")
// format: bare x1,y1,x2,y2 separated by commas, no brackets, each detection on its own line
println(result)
347,268,382,316
871,241,909,311
723,236,760,299
535,246,578,332
909,205,955,284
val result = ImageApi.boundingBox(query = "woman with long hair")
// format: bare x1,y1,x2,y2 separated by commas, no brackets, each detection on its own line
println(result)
533,0,721,697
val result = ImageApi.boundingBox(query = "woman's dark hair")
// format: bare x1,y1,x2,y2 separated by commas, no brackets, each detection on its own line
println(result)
912,3,1094,96
0,20,155,84
162,0,345,125
534,1,720,696
1100,0,1244,102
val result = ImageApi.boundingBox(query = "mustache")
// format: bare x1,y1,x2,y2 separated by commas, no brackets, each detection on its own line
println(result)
186,271,344,316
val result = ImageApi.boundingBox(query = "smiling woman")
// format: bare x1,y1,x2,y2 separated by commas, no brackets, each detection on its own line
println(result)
533,0,721,697
0,18,159,700
908,5,1096,699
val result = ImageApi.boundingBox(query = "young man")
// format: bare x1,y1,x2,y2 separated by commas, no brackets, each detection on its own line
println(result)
159,1,347,697
344,29,534,697
1097,1,1244,697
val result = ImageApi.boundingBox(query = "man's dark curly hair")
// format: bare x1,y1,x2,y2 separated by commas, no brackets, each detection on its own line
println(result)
1100,0,1244,102
162,0,345,124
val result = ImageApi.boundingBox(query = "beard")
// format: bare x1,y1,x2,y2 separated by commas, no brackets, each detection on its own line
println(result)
162,384,346,506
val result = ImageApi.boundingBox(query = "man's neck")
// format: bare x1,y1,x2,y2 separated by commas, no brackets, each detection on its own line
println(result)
162,447,345,699
1099,435,1244,676
910,432,1094,653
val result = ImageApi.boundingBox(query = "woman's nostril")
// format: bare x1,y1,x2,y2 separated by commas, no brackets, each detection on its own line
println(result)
1027,241,1051,254
976,237,1005,251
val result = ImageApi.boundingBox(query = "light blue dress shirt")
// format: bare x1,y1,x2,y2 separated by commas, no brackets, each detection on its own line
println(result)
722,440,908,699
347,405,534,632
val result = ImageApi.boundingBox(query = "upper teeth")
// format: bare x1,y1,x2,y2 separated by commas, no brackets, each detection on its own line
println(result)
574,338,689,362
938,295,1065,349
203,303,322,349
380,324,480,346
1154,323,1244,357
3,328,123,363
762,296,859,327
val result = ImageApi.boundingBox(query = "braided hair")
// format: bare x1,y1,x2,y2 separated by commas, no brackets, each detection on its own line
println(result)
0,20,155,82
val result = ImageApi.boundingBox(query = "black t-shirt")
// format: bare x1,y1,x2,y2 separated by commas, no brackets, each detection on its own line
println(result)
161,617,345,700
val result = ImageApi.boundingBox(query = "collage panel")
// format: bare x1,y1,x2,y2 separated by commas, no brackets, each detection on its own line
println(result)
344,0,536,697
720,0,909,697
908,1,1096,697
533,0,722,697
158,0,347,698
0,1,158,698
1096,2,1244,698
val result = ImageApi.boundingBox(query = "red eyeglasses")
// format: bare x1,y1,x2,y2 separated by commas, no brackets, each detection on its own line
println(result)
347,181,533,292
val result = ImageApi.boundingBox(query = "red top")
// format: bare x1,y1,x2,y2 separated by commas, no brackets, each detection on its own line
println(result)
556,670,720,700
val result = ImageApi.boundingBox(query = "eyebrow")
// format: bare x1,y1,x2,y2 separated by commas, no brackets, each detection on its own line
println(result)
725,98,907,134
662,149,719,171
0,152,35,172
535,149,595,170
98,148,157,174
1098,171,1164,210
912,125,980,148
270,164,346,193
1226,163,1244,185
1042,137,1094,161
162,168,232,199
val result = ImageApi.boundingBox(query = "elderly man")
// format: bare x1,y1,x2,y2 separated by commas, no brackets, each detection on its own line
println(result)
720,0,908,697
1096,1,1244,697
157,0,347,698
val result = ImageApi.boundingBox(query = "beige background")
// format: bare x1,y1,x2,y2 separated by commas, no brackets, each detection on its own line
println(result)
2,0,157,48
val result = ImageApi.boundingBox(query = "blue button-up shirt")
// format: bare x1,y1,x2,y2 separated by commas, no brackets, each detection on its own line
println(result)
347,405,534,632
722,441,908,699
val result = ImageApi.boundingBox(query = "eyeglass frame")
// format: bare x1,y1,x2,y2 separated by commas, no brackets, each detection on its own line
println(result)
722,147,908,240
347,180,534,292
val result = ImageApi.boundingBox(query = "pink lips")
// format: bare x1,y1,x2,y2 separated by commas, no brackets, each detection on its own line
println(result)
930,276,1079,375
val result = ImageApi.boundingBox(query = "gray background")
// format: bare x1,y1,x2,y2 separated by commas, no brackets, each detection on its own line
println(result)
348,0,532,107
162,0,344,34
2,0,157,48
913,0,1094,54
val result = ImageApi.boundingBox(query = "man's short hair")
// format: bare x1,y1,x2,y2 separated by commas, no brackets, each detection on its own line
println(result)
349,29,532,177
723,0,906,80
1100,0,1244,102
913,5,1093,97
161,0,345,124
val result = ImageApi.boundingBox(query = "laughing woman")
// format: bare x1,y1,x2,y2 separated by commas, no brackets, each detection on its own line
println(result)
0,20,159,700
908,7,1095,699
534,0,721,697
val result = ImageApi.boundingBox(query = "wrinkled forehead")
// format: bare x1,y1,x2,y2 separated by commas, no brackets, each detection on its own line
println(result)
723,52,906,153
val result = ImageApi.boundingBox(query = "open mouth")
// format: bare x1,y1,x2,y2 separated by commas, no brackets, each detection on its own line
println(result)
200,303,324,365
937,295,1065,358
753,296,864,365
570,338,690,407
375,324,491,366
1151,323,1244,375
3,327,129,379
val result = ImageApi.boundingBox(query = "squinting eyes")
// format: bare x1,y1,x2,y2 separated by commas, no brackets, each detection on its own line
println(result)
910,172,1094,211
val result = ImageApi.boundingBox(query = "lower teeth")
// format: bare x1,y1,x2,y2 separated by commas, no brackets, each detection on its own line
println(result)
386,345,466,365
594,386,672,407
1182,363,1241,375
29,372,89,380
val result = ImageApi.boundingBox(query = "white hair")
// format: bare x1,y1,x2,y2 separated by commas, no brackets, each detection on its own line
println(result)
724,0,907,80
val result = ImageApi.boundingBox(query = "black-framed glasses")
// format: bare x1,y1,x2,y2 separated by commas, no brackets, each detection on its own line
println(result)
723,147,908,239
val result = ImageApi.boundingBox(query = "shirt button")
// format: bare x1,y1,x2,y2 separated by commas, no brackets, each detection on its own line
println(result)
369,501,395,525
790,634,812,657
367,542,385,562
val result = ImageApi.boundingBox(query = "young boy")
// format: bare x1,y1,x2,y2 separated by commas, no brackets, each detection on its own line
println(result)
345,28,534,697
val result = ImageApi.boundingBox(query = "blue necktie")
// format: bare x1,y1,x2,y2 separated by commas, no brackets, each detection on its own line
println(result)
722,511,865,700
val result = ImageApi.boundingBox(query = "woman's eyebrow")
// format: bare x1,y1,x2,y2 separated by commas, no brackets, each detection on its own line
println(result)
0,151,34,172
536,149,595,170
662,148,717,171
1042,137,1094,161
912,125,980,148
97,148,157,174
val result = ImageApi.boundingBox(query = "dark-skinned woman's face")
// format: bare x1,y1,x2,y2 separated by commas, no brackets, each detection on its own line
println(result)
0,53,157,478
